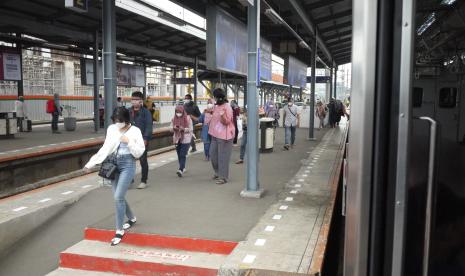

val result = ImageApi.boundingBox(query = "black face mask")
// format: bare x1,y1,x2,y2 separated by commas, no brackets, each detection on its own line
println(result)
215,97,225,105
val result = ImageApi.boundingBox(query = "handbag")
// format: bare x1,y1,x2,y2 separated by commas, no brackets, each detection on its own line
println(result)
98,144,120,180
98,126,131,180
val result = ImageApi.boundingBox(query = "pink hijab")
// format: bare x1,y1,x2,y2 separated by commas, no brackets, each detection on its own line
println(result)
172,105,189,144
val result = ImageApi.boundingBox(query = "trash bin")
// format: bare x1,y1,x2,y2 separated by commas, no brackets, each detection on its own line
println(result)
259,117,275,153
0,112,17,138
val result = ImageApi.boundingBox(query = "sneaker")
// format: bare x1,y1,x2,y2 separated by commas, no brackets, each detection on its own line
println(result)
212,175,219,180
177,170,183,177
182,168,187,173
215,178,227,185
283,145,290,150
123,217,137,230
137,182,147,189
235,159,244,164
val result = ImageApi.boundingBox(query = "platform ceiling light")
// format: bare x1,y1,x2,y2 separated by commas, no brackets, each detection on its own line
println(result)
238,0,253,6
441,0,457,5
417,12,436,36
265,8,283,25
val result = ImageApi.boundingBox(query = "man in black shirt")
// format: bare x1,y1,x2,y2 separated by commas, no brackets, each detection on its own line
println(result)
183,94,201,152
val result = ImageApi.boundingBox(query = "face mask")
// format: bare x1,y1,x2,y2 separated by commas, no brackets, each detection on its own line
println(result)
184,99,191,104
288,102,293,106
207,104,214,109
176,113,183,117
270,105,274,108
115,122,126,129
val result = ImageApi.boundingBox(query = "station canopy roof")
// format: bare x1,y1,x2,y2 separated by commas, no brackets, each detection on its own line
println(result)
0,0,352,70
171,0,353,67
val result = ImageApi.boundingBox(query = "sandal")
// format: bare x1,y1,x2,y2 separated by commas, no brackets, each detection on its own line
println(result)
123,218,137,230
111,230,125,246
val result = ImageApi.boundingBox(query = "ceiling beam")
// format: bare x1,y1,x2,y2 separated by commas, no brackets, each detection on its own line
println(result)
327,37,352,47
332,46,352,55
287,0,333,64
319,21,352,33
305,0,344,10
314,9,352,24
323,30,352,41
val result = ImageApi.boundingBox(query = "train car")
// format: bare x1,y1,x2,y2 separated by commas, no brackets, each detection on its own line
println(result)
345,0,465,275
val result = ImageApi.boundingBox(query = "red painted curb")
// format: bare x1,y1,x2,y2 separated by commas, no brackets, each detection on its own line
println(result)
60,252,218,276
85,228,238,255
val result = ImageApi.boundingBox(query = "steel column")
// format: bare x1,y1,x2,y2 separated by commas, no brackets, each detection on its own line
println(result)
329,67,333,100
309,37,316,140
194,56,198,104
334,65,338,99
142,64,147,99
241,0,263,198
102,0,116,129
93,30,100,132
16,33,24,97
173,69,177,102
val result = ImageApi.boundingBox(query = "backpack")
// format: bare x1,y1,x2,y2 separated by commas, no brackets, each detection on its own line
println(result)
335,101,344,116
46,99,56,113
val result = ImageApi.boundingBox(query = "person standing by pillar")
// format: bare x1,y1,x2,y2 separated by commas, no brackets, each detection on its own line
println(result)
183,94,201,152
15,96,27,130
129,91,153,189
50,93,62,134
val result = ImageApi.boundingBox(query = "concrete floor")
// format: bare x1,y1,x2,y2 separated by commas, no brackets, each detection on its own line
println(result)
0,127,329,276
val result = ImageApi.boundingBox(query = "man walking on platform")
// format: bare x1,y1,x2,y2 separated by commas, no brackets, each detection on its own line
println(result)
129,91,153,189
183,94,201,152
282,97,300,150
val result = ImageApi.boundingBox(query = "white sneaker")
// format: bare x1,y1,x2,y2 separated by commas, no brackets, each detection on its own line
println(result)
137,182,147,189
176,170,183,177
182,168,187,173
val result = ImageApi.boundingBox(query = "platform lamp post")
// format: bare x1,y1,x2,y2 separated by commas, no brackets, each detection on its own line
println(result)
102,0,116,129
308,36,317,141
241,0,264,198
329,67,333,100
194,56,198,104
334,64,338,99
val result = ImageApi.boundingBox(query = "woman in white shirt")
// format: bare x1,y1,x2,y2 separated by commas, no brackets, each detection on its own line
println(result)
84,107,145,246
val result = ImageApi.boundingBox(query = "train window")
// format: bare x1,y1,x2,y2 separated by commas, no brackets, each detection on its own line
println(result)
438,87,457,108
413,87,423,107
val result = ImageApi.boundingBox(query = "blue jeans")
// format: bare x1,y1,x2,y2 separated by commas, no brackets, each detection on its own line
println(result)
204,142,211,158
240,130,247,160
285,126,296,145
111,154,136,230
176,142,190,171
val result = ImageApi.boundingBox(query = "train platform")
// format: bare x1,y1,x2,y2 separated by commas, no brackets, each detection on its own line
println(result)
0,121,169,161
0,124,347,276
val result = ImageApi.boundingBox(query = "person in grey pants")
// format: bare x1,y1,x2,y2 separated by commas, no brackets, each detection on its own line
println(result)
208,88,235,185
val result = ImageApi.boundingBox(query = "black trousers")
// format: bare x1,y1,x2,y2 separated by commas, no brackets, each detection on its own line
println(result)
51,112,59,131
139,149,148,183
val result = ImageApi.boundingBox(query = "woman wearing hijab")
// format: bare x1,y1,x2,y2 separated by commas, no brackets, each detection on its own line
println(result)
199,99,214,161
171,105,193,177
265,101,280,128
209,88,235,185
84,107,145,246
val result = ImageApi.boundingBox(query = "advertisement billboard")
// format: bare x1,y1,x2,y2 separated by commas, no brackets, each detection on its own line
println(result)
0,51,22,81
81,59,145,87
284,55,307,88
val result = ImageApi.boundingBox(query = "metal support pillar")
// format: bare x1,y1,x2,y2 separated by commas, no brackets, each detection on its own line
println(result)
241,0,263,198
243,82,247,108
173,69,177,102
142,64,147,99
289,85,292,99
93,30,100,132
194,56,198,104
308,37,317,140
16,33,24,97
329,67,333,100
102,0,116,129
334,65,338,99
300,87,303,101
